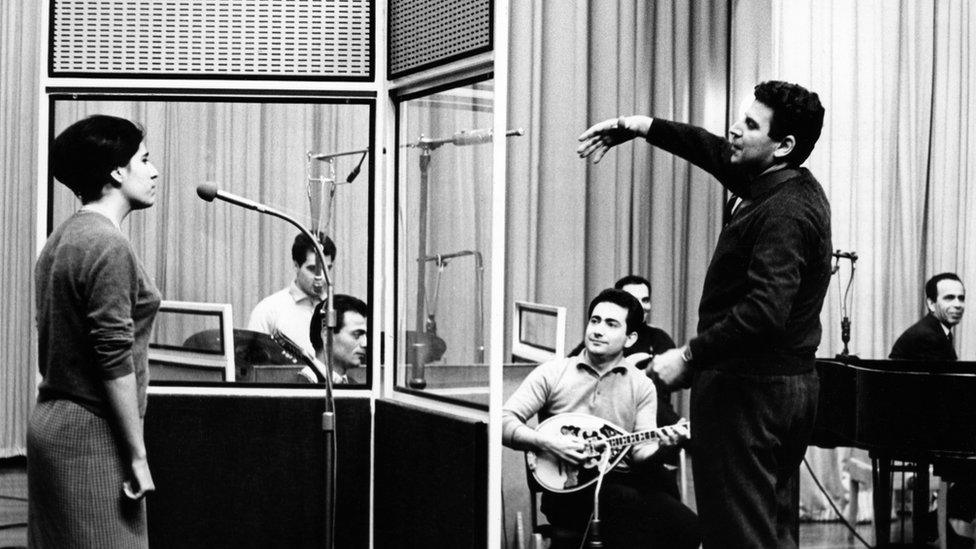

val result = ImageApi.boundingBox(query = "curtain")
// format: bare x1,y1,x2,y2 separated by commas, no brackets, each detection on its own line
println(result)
503,0,729,540
396,84,495,371
505,0,728,385
759,0,976,521
0,0,41,457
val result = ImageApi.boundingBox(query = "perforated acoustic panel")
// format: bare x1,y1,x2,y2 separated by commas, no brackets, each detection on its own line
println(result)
51,0,372,79
389,0,491,78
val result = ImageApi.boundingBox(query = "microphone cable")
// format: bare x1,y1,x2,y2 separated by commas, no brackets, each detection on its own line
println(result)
802,456,873,548
345,151,367,184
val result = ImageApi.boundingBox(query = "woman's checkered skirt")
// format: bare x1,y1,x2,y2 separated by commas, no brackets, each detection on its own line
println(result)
27,398,148,548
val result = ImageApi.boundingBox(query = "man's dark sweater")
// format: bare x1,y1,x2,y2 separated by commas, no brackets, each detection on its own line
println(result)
889,312,957,361
647,118,833,374
644,117,832,548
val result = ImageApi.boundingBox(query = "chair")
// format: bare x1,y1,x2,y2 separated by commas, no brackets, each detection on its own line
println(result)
844,451,873,542
933,458,976,549
521,448,689,549
523,453,586,549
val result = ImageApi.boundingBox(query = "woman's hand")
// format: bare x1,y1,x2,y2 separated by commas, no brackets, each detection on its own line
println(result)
122,456,155,500
577,115,653,163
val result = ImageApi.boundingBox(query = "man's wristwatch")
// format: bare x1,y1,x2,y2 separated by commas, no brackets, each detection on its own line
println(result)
680,345,693,364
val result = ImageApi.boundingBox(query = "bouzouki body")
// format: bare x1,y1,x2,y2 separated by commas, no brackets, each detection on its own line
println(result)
527,412,689,494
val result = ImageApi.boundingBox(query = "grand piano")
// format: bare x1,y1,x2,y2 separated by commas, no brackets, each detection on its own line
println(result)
813,357,976,546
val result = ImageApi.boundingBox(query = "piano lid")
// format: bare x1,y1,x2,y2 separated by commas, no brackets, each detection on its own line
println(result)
813,358,976,458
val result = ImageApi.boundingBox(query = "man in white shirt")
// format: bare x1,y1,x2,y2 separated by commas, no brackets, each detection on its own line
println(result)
247,232,336,355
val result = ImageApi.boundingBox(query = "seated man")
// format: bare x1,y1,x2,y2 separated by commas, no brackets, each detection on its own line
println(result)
503,289,699,549
247,232,336,355
306,294,368,385
890,272,965,360
568,275,683,431
890,273,971,543
570,275,677,362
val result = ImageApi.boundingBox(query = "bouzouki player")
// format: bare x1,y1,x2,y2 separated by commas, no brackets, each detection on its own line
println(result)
502,289,699,548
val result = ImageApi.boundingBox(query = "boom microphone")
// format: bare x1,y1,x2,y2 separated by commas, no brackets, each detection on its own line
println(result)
406,128,525,149
197,183,275,214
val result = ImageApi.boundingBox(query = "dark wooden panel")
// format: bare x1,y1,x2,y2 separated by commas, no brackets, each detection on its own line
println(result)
145,394,370,548
373,399,487,548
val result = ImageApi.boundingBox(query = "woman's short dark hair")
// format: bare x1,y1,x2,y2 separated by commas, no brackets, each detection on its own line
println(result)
586,288,644,335
51,115,145,203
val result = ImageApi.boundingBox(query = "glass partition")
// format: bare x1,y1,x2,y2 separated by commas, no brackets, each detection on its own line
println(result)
395,78,494,407
49,95,373,387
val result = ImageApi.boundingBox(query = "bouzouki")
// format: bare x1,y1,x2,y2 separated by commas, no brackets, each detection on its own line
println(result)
270,329,329,383
527,412,690,493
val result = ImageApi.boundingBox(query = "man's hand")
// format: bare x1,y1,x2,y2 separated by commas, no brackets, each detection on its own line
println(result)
657,421,691,446
541,433,594,466
651,347,691,388
122,456,155,500
577,115,652,163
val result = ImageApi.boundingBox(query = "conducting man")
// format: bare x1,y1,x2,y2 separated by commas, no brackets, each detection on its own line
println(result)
578,80,830,547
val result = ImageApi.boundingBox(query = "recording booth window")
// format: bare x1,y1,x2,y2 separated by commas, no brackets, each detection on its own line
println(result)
48,96,374,388
394,78,499,408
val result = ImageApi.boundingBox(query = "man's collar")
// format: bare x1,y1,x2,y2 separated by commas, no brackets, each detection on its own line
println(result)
576,350,629,376
287,281,320,304
928,312,953,336
746,165,801,199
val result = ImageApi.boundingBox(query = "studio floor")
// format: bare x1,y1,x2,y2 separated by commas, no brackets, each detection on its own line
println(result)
0,458,26,549
0,456,950,548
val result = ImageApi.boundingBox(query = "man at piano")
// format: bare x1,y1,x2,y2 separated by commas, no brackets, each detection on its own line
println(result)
503,289,699,549
890,272,965,361
889,272,972,542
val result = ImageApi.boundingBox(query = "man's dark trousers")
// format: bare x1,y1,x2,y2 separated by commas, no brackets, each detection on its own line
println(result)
691,368,819,548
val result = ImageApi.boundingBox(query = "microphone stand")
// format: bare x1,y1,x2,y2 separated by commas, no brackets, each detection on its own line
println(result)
422,250,485,364
204,195,337,549
404,128,523,389
832,251,858,360
586,447,613,549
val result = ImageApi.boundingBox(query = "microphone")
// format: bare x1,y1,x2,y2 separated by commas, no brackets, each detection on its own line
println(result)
309,178,323,235
346,151,367,184
451,128,495,146
406,128,525,149
196,183,275,214
832,250,858,260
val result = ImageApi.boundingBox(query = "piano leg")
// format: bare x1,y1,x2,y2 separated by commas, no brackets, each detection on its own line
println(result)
912,461,930,544
873,457,892,547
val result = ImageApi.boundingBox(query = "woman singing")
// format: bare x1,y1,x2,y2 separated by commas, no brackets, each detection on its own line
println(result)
29,115,161,547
